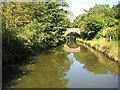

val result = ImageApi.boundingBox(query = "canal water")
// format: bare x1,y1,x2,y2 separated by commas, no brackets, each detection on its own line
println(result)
4,41,120,88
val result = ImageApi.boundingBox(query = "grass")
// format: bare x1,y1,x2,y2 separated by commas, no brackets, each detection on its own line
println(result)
77,38,119,62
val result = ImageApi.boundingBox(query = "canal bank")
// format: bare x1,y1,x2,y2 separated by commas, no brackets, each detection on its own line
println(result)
77,38,120,64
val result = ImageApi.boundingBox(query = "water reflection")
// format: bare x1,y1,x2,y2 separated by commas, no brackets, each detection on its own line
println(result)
75,45,120,76
64,46,119,88
64,44,80,52
6,40,120,88
64,37,80,52
64,40,119,88
12,46,70,88
64,55,118,88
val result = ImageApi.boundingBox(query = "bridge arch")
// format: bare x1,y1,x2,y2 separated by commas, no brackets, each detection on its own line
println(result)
64,28,80,36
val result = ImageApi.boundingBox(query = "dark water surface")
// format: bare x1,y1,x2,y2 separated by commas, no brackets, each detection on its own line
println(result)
4,43,120,88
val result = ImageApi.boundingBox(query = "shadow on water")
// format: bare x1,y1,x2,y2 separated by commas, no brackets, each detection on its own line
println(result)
2,57,35,88
3,45,71,88
2,49,54,88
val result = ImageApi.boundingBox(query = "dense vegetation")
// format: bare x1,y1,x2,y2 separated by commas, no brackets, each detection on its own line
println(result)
2,1,120,63
74,3,120,40
74,2,120,61
2,1,71,63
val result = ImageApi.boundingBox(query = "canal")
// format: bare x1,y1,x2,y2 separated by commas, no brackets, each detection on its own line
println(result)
3,39,120,88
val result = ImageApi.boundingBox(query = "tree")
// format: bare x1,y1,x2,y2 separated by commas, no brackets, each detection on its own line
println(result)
2,1,71,63
73,4,119,40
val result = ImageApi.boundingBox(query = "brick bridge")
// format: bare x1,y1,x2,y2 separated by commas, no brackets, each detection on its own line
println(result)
64,28,80,36
64,28,81,52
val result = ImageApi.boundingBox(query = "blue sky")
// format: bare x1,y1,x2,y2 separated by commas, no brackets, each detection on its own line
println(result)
64,0,119,21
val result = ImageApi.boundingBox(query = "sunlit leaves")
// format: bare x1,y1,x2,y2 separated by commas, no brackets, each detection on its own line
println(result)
2,1,70,62
73,3,119,40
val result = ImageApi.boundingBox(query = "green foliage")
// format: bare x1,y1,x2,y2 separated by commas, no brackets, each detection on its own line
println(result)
112,1,120,19
74,3,119,40
95,26,119,41
2,2,71,63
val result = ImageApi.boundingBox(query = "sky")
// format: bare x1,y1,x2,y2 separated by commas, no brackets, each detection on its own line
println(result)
64,0,120,21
